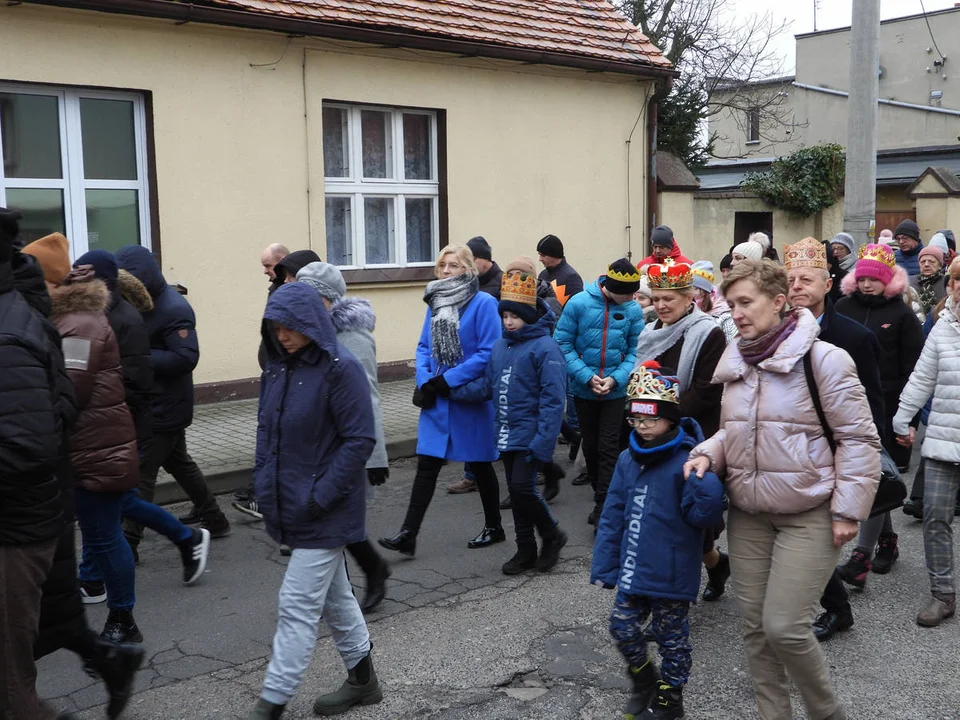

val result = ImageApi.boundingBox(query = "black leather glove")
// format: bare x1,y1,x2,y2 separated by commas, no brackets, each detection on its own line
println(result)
413,384,437,409
430,375,451,398
367,467,389,486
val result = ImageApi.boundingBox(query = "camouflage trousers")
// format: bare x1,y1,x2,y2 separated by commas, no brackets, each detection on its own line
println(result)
609,592,691,688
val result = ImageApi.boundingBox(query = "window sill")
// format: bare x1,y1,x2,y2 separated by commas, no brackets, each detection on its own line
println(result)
340,266,435,284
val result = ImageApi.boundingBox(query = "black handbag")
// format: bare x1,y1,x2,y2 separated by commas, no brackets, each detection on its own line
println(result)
803,351,907,518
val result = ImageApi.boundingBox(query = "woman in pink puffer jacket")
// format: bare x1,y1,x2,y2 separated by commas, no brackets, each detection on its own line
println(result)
685,259,880,720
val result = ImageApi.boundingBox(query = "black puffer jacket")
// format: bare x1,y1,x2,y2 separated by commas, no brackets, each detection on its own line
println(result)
0,256,75,546
477,262,504,300
108,276,154,442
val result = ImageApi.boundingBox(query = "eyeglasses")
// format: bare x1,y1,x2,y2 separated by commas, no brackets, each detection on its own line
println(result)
627,417,661,428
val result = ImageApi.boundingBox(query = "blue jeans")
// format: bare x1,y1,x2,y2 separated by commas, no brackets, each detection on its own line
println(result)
74,488,136,611
261,548,370,705
80,489,193,584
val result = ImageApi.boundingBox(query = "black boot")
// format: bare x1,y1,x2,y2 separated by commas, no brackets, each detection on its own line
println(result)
361,559,391,614
313,652,383,715
100,609,143,644
702,551,730,602
200,506,231,539
502,545,538,575
84,638,145,719
378,529,416,556
467,525,506,549
623,659,659,718
568,433,581,463
178,506,202,524
538,527,567,572
649,682,685,719
542,461,564,502
247,698,285,719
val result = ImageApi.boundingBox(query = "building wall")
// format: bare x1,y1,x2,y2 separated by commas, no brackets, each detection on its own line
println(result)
914,195,960,240
0,4,652,384
658,191,698,259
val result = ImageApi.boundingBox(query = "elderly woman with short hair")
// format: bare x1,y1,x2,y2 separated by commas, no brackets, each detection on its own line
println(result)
380,245,503,556
685,259,880,720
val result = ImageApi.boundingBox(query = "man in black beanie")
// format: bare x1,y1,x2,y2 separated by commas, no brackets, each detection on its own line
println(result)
467,236,503,300
536,234,583,308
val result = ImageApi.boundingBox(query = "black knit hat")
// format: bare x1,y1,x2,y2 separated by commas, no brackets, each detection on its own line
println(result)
536,234,564,259
602,258,641,295
499,299,539,324
0,207,20,263
651,225,674,248
893,219,921,242
467,235,492,261
719,253,733,271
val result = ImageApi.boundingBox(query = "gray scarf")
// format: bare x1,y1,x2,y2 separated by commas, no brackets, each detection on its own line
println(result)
423,274,479,367
635,306,718,392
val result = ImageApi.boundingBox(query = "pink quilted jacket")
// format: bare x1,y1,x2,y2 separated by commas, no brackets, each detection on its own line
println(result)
690,309,880,521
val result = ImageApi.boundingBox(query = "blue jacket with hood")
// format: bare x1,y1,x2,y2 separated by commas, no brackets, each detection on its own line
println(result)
591,418,726,602
253,283,375,549
554,279,645,400
115,245,199,432
451,300,567,462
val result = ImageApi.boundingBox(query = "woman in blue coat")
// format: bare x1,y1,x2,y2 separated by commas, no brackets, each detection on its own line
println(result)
379,245,504,556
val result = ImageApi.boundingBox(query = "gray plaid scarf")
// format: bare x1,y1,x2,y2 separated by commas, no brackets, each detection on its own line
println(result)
423,274,479,367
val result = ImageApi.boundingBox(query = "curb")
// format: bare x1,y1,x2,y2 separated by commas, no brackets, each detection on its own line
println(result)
154,434,419,506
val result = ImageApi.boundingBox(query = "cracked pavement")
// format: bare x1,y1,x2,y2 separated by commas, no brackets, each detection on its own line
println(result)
37,449,960,719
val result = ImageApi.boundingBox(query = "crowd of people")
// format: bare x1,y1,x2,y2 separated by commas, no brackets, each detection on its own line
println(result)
3,206,960,720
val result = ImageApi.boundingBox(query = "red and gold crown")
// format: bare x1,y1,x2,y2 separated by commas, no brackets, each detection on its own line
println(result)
784,237,827,270
626,361,680,415
500,270,537,306
646,259,693,290
857,242,896,268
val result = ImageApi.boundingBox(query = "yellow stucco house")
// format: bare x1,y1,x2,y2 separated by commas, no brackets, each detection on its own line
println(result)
0,0,671,397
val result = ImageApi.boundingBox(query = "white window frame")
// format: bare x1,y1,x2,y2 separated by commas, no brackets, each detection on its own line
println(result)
322,103,439,269
0,83,152,258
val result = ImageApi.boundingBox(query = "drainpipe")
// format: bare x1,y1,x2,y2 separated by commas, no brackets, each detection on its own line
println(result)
646,94,659,257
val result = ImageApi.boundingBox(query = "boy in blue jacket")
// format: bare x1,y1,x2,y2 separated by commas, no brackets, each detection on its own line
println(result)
592,362,725,720
453,258,569,575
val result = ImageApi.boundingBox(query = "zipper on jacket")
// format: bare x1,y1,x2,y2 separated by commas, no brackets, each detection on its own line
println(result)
599,294,610,378
274,363,294,545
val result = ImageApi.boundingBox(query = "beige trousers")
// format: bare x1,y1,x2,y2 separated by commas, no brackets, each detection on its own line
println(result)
727,502,842,720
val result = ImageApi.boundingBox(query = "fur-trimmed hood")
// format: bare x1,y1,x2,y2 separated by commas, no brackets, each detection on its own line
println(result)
117,269,154,313
49,278,109,319
840,264,909,299
329,296,376,334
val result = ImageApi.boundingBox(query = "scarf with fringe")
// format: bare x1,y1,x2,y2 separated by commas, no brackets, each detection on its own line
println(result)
423,274,479,367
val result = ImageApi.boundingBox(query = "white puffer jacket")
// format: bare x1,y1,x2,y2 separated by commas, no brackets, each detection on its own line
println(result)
893,296,960,463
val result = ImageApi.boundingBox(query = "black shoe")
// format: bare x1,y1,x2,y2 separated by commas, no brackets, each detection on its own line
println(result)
499,495,512,510
587,506,600,525
568,434,582,463
201,510,231,539
872,533,899,574
248,698,286,719
624,660,659,717
538,528,567,572
649,682,685,719
571,472,591,486
467,525,506,549
279,544,292,556
100,610,143,644
179,506,202,524
85,638,145,720
232,498,264,520
902,499,923,519
361,560,391,614
501,547,538,575
813,609,854,642
233,485,254,502
702,552,730,602
543,462,565,503
378,530,416,556
178,528,211,585
80,580,107,605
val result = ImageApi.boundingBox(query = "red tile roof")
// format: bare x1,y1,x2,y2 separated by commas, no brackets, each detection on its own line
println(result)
201,0,671,73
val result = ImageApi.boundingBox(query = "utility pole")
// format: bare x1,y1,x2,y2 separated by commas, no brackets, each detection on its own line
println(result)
842,0,880,247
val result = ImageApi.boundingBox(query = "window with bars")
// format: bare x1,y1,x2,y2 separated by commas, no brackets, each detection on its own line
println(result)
322,103,439,269
0,84,152,255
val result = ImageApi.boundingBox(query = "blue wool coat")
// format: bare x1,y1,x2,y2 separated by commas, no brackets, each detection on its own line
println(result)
554,279,645,400
115,245,199,433
451,301,567,462
416,290,500,462
253,283,375,549
591,419,726,602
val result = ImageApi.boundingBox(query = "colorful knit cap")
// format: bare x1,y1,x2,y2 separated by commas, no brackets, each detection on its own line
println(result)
691,261,715,292
603,258,641,294
854,243,896,286
784,236,827,271
626,361,681,424
647,259,693,291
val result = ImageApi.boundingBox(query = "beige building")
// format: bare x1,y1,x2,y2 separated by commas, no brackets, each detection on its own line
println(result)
710,6,960,159
0,0,671,395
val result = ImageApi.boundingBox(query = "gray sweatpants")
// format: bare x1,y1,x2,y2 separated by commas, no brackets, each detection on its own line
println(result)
923,459,960,595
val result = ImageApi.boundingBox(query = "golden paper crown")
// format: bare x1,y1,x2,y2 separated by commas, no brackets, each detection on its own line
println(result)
784,237,827,270
607,267,641,283
500,271,537,306
647,260,693,290
857,243,896,268
626,361,680,405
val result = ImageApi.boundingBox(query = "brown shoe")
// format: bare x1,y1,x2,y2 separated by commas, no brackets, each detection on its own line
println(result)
916,592,956,627
446,477,477,494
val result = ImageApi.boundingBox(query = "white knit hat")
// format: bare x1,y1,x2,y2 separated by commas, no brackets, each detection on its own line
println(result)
733,240,765,262
747,232,771,252
930,232,950,255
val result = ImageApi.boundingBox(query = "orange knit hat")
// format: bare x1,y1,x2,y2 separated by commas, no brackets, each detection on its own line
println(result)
22,233,71,285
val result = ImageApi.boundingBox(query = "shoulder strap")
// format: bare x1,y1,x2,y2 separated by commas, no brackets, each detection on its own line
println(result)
803,347,837,454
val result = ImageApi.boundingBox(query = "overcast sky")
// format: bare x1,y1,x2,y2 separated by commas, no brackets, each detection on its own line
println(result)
730,0,958,73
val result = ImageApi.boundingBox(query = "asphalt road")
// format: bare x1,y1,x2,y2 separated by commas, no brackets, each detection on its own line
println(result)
37,446,960,720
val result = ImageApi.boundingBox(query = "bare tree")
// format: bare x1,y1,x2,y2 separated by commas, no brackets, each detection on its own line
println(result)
618,0,796,161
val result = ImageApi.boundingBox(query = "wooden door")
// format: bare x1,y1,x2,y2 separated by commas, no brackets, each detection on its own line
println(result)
875,211,916,236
